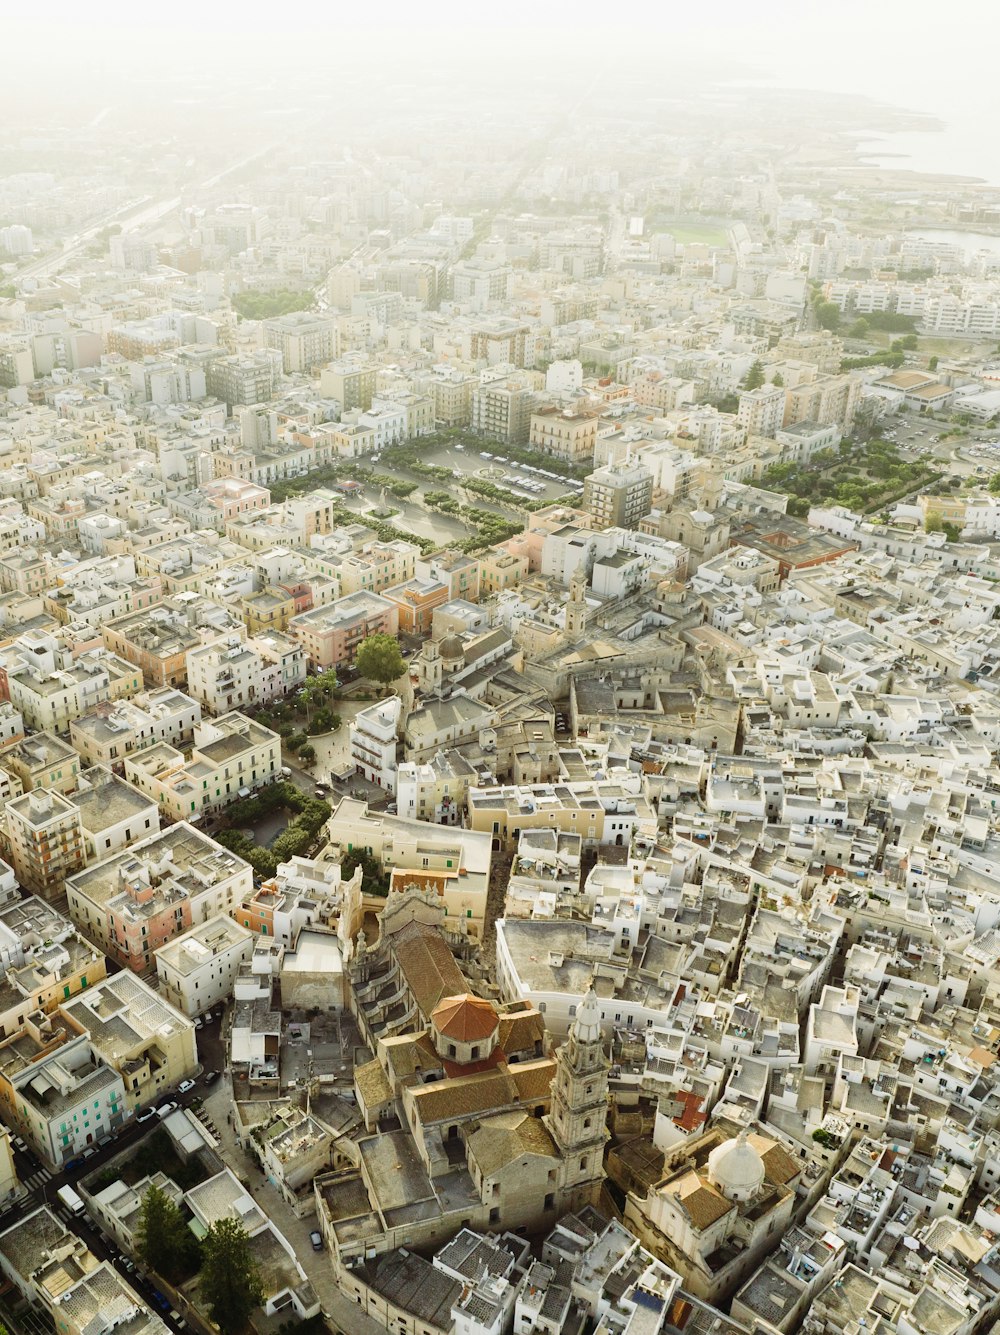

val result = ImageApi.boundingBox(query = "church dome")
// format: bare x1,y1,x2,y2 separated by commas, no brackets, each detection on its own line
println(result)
432,993,499,1041
439,634,464,662
707,1130,765,1202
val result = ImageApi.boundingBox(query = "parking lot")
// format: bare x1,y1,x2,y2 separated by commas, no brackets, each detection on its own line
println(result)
419,442,583,505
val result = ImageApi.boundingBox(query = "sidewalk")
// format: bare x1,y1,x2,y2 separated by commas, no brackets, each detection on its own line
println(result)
202,1082,384,1335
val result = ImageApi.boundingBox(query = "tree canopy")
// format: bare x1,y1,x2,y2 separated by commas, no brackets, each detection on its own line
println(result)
200,1217,265,1335
232,289,314,321
136,1183,199,1283
355,633,406,685
742,359,765,391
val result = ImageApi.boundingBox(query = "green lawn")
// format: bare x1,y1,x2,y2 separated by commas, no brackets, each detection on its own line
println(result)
665,223,730,247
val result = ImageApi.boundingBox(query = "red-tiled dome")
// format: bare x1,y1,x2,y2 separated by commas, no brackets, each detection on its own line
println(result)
431,993,499,1042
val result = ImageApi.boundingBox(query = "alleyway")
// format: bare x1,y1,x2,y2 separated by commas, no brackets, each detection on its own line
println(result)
201,1081,383,1335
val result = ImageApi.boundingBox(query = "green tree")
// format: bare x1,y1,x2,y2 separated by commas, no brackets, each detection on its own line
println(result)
901,334,918,350
925,512,944,534
355,632,406,685
988,472,1000,494
200,1217,265,1335
848,318,870,338
928,355,939,371
341,847,390,896
815,301,841,331
742,359,765,391
771,372,784,388
136,1184,198,1283
298,743,316,765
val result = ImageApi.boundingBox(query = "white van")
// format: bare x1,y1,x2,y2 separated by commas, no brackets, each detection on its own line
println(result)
58,1184,85,1216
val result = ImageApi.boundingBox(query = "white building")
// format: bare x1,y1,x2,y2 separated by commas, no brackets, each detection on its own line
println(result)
350,696,401,793
155,914,256,1017
186,635,262,714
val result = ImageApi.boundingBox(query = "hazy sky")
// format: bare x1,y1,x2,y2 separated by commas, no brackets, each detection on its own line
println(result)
3,0,999,130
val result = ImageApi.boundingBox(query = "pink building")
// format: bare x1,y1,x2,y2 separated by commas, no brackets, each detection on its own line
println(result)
202,478,271,523
106,867,194,972
288,591,399,669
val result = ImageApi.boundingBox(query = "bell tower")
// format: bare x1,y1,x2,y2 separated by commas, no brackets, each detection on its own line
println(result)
547,988,609,1209
565,571,587,637
417,640,443,694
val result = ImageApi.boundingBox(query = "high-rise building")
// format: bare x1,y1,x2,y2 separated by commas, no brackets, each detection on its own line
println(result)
472,370,536,444
262,312,338,373
737,385,786,439
319,359,377,413
205,351,282,409
6,789,85,901
582,458,654,530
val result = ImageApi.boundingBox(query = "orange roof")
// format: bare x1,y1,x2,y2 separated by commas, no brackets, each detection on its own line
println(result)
432,993,499,1042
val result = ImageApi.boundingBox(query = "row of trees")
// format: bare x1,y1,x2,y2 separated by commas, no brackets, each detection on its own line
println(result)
137,1185,263,1335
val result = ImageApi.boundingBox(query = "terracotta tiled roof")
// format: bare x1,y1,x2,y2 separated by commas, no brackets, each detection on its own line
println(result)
466,1111,558,1178
755,1136,799,1187
408,1069,519,1125
381,1031,441,1083
510,1059,557,1103
432,994,499,1042
392,920,467,1018
497,1009,546,1056
669,1170,733,1230
354,1059,393,1109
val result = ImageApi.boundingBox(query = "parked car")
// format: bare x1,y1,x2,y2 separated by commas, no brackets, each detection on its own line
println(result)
194,1018,203,1030
310,1231,324,1251
177,1080,195,1095
136,1108,157,1123
156,1102,178,1120
203,1071,220,1086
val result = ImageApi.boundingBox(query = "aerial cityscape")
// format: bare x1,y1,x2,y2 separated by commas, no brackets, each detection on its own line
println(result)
3,7,1000,1335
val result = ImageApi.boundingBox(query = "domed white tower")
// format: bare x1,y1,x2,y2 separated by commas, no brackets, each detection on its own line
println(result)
707,1128,765,1203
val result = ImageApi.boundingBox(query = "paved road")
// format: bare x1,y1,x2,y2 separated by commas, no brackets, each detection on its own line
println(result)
201,1080,384,1335
13,146,274,284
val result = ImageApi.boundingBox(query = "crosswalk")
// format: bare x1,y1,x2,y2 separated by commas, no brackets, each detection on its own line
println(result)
21,1166,50,1192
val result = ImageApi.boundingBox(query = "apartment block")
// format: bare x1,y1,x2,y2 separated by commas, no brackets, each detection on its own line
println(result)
529,405,602,464
66,821,253,973
737,385,786,439
0,732,81,794
289,591,399,669
467,779,641,853
350,697,401,793
102,595,244,688
155,914,255,1017
186,634,261,714
319,359,377,412
123,712,280,824
325,796,491,938
262,312,337,373
472,370,536,445
5,789,85,900
582,459,654,530
62,973,198,1112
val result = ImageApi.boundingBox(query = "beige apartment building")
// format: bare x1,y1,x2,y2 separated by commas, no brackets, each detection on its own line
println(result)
66,821,253,973
62,972,198,1113
4,789,85,900
529,406,603,464
124,711,280,823
325,796,492,939
467,779,641,853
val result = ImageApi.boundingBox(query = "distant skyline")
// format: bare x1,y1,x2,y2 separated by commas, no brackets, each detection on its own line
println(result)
3,0,999,183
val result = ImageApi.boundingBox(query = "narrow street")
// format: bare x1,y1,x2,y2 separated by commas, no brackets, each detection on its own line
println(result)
200,1080,384,1335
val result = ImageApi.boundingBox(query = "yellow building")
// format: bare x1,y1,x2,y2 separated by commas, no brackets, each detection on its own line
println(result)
242,587,295,634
